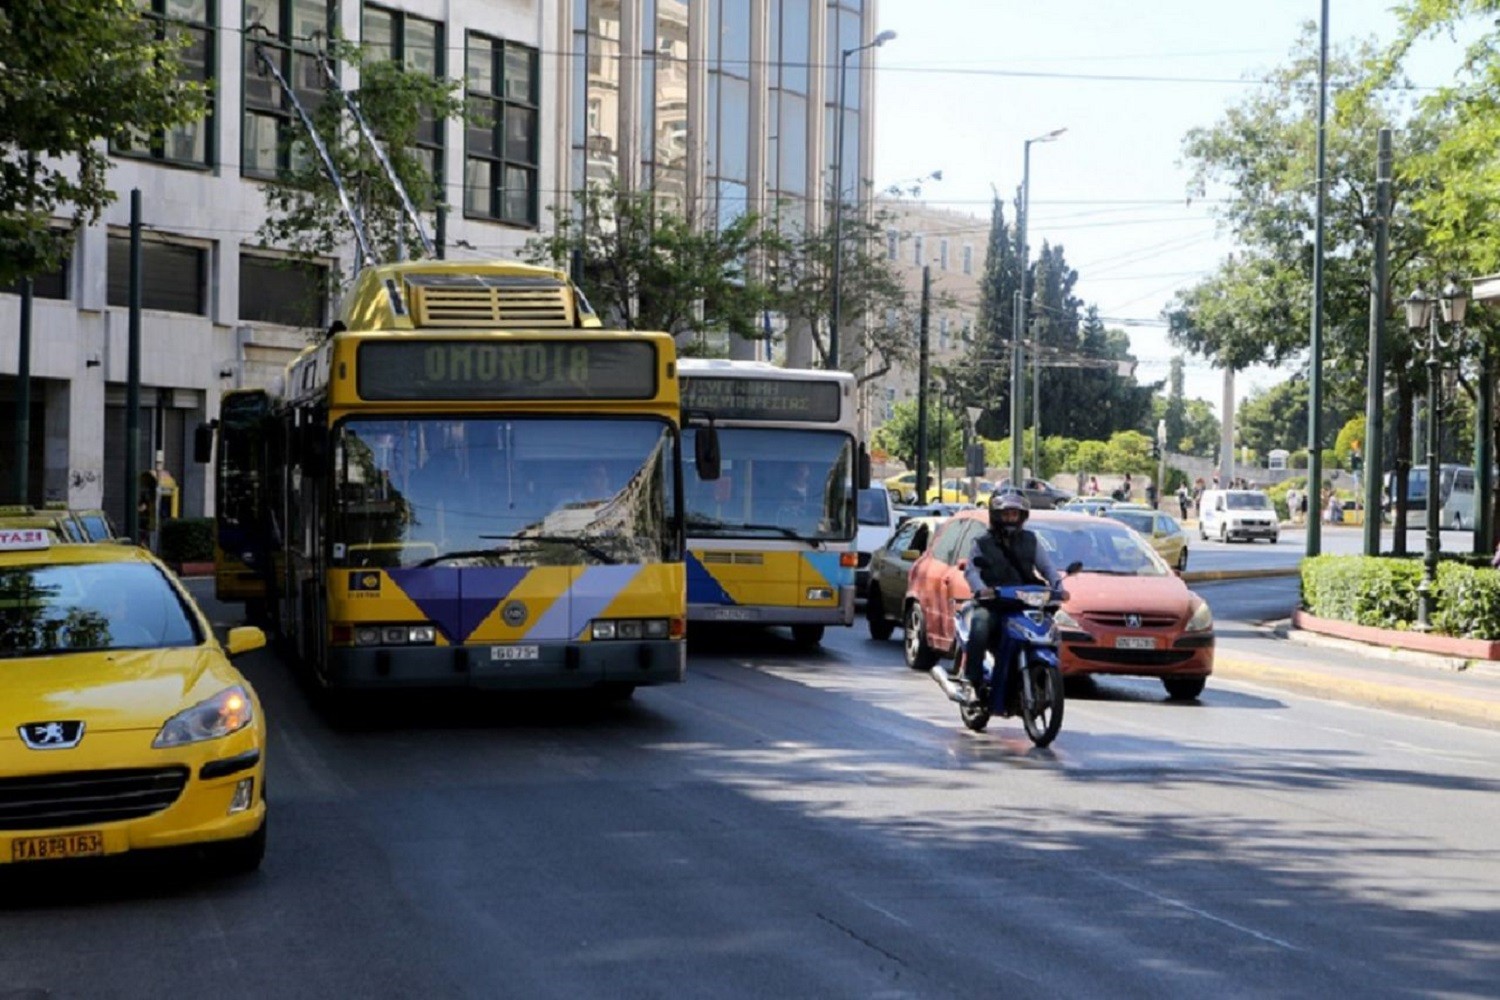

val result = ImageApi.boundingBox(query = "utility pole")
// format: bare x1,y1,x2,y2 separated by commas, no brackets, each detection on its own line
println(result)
14,274,31,505
915,266,932,501
1363,128,1391,557
1306,0,1330,558
125,190,143,544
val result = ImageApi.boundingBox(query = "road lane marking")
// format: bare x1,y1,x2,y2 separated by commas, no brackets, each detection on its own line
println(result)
1091,870,1300,951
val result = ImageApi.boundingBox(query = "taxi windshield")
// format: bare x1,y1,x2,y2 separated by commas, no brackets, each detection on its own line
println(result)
0,562,201,657
1031,521,1170,578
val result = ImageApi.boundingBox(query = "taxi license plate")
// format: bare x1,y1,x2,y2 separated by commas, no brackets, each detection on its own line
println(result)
491,645,540,662
11,831,105,862
1115,636,1158,650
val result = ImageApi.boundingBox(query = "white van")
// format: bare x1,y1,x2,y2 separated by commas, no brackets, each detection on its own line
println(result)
1198,489,1279,543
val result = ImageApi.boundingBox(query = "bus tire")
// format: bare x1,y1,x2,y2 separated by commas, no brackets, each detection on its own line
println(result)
791,624,825,648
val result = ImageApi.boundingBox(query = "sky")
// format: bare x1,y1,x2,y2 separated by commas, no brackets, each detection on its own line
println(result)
873,0,1470,417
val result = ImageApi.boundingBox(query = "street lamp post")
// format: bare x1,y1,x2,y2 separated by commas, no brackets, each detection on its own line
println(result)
828,29,896,371
1405,281,1469,630
1008,127,1066,485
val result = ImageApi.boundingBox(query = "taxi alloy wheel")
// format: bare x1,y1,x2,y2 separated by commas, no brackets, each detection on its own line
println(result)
904,602,937,671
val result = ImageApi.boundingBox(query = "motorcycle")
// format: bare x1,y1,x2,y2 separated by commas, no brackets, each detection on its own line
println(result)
929,583,1066,746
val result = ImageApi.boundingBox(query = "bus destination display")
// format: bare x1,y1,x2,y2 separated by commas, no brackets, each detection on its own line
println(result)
357,340,657,400
682,377,841,422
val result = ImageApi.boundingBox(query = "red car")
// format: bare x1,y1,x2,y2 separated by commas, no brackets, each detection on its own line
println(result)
902,508,1214,700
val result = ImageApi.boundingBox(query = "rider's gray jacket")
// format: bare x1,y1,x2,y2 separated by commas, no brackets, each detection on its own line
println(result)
964,528,1061,594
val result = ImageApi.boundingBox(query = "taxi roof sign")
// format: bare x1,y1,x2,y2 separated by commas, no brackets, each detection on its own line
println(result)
0,528,52,550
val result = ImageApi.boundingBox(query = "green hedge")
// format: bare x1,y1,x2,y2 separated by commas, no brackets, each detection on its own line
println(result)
1301,554,1500,639
159,517,214,564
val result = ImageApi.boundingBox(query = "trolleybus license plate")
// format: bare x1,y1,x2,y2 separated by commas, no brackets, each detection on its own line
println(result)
491,645,540,661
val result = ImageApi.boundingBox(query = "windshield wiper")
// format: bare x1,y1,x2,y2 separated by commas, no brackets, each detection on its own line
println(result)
413,548,511,568
480,533,621,565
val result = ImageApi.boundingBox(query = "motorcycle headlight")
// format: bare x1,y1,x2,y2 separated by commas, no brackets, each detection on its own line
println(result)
1186,600,1214,632
153,686,255,747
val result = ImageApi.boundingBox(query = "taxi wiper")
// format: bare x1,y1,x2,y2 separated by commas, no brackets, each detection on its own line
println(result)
481,533,620,565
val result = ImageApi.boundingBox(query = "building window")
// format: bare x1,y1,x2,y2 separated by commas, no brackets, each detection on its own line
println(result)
243,0,332,179
913,235,924,265
2,256,69,300
362,5,445,200
116,0,214,167
886,229,898,260
106,235,206,315
939,315,949,350
465,33,540,226
239,254,328,328
962,244,973,276
940,239,949,271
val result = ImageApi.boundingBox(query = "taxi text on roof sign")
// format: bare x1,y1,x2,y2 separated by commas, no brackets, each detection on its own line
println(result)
0,528,51,550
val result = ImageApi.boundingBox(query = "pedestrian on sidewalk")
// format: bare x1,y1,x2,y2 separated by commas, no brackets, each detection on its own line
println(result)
1176,484,1190,520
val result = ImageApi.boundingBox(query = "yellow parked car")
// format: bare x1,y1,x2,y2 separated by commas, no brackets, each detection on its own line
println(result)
0,530,268,873
924,478,994,504
0,504,89,543
1102,505,1191,571
883,471,919,503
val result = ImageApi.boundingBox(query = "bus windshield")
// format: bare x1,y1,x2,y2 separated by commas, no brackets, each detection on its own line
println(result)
334,417,677,567
682,428,854,541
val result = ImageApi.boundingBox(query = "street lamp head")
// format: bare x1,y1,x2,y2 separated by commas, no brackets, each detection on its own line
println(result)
1405,288,1434,332
1029,127,1068,145
873,29,897,46
1440,278,1469,325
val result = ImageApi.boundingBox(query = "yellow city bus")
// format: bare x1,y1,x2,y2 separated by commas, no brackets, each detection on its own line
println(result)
207,387,274,618
200,260,695,699
679,360,863,647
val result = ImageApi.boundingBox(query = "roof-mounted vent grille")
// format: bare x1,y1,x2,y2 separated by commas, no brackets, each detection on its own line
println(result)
405,273,574,328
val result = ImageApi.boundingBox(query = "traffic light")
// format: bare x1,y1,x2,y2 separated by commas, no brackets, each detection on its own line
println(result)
1150,441,1161,460
1350,452,1362,471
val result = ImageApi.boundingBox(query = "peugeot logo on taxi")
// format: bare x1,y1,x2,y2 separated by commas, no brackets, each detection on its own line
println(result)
19,721,85,750
1124,614,1142,629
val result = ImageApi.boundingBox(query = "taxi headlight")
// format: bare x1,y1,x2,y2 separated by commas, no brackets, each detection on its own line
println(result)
1186,600,1214,632
153,686,254,747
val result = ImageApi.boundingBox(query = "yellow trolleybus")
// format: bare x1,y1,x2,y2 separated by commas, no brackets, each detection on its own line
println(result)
679,360,862,647
200,260,694,699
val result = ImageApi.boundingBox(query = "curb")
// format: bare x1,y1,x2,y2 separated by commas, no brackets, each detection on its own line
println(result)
1214,654,1500,730
1281,626,1500,674
1181,567,1299,583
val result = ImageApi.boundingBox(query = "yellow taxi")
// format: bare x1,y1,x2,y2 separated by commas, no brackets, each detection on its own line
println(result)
883,470,919,503
0,504,89,543
1102,504,1191,571
0,529,268,873
923,478,994,504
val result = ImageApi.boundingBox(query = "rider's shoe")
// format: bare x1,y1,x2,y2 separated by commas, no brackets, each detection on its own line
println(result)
966,683,988,709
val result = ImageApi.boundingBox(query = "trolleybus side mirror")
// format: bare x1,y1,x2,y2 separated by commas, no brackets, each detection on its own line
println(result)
694,424,721,482
301,422,329,477
193,422,216,464
858,446,872,490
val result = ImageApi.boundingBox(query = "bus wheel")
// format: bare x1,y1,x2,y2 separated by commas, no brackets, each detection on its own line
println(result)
791,624,825,648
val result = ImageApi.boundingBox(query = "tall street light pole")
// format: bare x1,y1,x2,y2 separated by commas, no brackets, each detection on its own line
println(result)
1008,127,1066,486
829,28,896,371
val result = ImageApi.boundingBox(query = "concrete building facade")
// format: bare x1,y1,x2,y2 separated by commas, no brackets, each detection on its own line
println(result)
0,0,885,527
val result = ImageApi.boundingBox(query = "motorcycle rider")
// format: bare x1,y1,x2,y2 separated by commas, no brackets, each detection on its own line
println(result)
962,491,1067,706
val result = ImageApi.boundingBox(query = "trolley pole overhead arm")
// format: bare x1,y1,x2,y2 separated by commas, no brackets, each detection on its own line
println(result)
313,46,435,259
249,29,376,271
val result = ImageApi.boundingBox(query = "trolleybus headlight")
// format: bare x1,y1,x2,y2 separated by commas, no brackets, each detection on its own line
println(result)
355,626,382,645
617,620,643,639
408,625,437,644
592,618,671,640
154,686,254,747
592,621,617,640
644,619,669,639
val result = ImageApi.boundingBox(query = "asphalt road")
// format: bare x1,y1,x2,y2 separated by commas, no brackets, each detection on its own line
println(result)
1185,523,1485,575
3,584,1498,999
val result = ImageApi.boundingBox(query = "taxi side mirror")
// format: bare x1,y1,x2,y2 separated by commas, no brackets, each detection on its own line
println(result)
225,626,267,657
901,549,921,561
1065,560,1084,575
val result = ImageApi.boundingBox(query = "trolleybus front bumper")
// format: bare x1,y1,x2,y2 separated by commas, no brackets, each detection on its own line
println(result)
689,587,855,626
324,639,685,690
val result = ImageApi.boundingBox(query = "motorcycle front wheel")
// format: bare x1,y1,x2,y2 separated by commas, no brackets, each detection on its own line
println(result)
953,650,991,732
1018,650,1065,747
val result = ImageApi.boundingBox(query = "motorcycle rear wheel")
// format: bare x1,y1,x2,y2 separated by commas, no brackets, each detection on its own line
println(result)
1018,651,1065,747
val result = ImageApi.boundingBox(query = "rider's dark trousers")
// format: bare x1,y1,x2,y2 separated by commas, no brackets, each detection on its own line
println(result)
965,605,1000,690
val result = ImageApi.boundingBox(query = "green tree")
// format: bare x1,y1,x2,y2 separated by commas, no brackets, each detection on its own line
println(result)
872,398,963,472
526,182,774,339
1334,415,1367,470
1163,356,1188,450
1177,399,1222,458
0,0,207,285
764,201,917,384
958,196,1021,440
1163,25,1443,512
257,40,467,272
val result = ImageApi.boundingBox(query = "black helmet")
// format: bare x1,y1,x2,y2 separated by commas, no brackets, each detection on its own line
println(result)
989,490,1029,533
